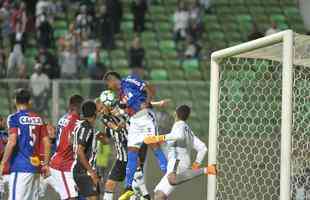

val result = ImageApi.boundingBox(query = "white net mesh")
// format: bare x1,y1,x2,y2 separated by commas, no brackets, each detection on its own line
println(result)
214,33,310,200
217,58,282,200
291,65,310,199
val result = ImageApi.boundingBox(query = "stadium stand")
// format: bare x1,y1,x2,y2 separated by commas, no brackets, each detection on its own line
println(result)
0,0,307,134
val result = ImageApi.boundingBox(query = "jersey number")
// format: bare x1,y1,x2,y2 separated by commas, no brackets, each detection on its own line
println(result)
29,125,37,146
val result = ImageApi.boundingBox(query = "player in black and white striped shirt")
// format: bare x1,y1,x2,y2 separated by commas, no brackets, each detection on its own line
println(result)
95,92,150,200
72,100,100,199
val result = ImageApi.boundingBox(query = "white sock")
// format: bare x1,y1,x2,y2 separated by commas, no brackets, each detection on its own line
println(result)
103,192,114,200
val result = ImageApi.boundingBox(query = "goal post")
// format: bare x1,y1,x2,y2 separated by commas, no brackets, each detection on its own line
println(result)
207,30,296,200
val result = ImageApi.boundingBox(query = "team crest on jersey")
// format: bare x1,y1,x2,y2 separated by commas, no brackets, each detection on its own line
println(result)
58,117,69,127
19,116,43,125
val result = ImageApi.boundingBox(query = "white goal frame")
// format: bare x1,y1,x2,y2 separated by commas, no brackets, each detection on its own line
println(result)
207,30,294,200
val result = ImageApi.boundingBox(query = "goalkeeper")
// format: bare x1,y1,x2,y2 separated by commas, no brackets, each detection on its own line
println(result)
144,105,217,200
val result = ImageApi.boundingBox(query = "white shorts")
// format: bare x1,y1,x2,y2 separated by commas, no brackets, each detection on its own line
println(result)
155,158,190,196
128,109,158,148
48,167,78,200
8,172,39,200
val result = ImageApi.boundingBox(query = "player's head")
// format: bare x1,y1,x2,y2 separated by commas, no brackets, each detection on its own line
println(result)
15,88,31,107
103,71,121,91
81,100,97,123
68,94,84,114
175,105,191,121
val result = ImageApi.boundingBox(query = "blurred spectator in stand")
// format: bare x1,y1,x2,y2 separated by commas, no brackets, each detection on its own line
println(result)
87,46,106,98
129,37,145,78
298,0,310,35
248,23,264,40
0,2,12,48
65,23,81,51
200,0,213,13
75,4,93,38
11,20,26,54
36,0,55,26
38,48,60,79
265,21,279,36
173,2,189,42
59,43,79,79
30,63,50,115
97,5,115,49
0,49,6,78
7,45,25,78
10,2,27,53
131,0,148,33
188,0,204,41
184,36,200,59
37,12,54,49
15,64,28,89
106,0,123,34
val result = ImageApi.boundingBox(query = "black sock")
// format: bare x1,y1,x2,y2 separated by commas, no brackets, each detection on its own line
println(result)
143,194,151,200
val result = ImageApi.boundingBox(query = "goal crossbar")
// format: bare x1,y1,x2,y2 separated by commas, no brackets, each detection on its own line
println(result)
207,30,294,200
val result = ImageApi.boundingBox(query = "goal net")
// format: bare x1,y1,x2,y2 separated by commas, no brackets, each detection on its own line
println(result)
207,31,310,200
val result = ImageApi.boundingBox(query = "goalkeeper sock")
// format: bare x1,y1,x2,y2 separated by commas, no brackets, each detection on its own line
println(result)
103,192,113,200
125,151,139,188
174,168,205,185
153,148,167,173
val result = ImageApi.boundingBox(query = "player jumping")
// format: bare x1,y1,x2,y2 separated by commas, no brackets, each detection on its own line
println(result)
48,94,84,200
144,105,217,200
95,91,151,200
0,88,50,200
103,72,169,200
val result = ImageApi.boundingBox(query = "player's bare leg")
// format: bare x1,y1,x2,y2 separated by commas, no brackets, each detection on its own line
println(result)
104,179,117,200
154,191,168,200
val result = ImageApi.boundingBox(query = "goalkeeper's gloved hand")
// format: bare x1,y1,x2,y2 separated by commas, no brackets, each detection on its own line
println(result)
192,162,201,171
205,164,217,175
144,135,166,144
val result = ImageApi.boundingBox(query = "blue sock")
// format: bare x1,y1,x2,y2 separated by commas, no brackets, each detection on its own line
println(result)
154,148,167,173
125,151,138,188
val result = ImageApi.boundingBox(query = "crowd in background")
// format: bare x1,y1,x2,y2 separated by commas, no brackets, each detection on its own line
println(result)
0,0,310,114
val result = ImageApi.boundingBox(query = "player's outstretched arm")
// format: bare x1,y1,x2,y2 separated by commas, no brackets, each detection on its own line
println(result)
41,135,51,177
144,127,183,144
150,99,171,108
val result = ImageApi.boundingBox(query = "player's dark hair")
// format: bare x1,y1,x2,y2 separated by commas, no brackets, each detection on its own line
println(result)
103,71,121,81
15,88,31,104
176,105,191,121
69,94,84,110
81,100,97,118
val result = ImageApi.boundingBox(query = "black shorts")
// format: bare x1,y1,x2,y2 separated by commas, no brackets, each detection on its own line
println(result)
74,172,100,197
108,159,127,182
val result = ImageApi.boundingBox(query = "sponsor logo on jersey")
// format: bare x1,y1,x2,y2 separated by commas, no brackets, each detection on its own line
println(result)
19,116,43,125
125,77,142,87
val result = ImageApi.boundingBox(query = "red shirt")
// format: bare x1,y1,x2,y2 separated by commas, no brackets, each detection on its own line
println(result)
50,112,79,171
